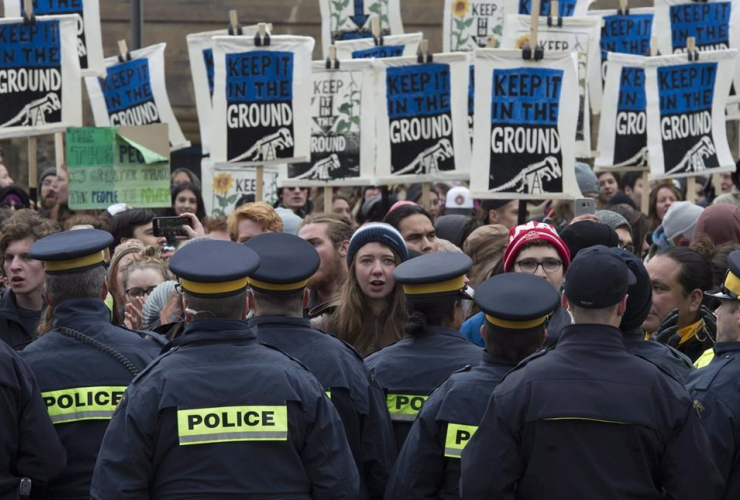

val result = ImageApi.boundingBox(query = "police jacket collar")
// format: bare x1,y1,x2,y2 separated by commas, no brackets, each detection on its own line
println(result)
556,323,626,349
248,315,312,330
713,342,740,356
424,324,467,340
163,319,256,352
52,298,111,328
481,350,518,369
621,326,646,340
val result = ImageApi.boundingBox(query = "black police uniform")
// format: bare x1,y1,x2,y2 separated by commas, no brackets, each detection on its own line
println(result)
19,230,165,500
624,333,694,384
364,252,483,451
0,339,66,499
460,246,724,499
0,290,40,350
386,272,560,499
90,239,360,499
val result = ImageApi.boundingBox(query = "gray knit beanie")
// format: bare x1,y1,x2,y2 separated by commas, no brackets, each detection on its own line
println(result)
575,162,599,196
596,210,630,231
141,280,178,331
276,207,303,235
663,201,704,241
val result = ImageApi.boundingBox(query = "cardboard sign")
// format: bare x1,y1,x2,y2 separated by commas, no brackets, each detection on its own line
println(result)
0,15,82,139
655,0,740,100
186,25,261,156
335,33,422,60
66,124,171,209
596,53,649,170
201,158,279,216
281,60,376,187
85,43,190,151
503,15,601,156
444,0,506,51
645,50,737,179
4,0,104,76
504,0,592,17
210,35,314,166
471,49,581,200
319,0,403,57
374,53,471,184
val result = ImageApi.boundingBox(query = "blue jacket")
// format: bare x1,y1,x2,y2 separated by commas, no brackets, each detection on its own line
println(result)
460,324,724,500
0,290,39,350
460,304,571,348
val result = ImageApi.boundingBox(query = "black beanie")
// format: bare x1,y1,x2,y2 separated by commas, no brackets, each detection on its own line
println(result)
611,248,652,332
560,220,620,259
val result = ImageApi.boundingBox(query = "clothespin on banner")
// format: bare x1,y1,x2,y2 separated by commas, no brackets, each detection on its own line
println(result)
326,45,340,70
687,36,699,62
117,40,132,63
22,0,35,24
416,39,432,64
372,17,383,46
228,10,243,36
255,22,271,47
547,0,562,28
523,0,543,60
617,0,630,16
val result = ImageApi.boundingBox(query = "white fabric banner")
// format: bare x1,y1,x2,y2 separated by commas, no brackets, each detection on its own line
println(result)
280,60,376,187
595,53,649,170
85,43,190,151
471,49,581,200
186,26,261,156
443,0,506,51
4,0,104,76
645,50,737,179
504,0,593,18
335,33,422,60
374,53,471,184
210,35,315,166
502,15,601,156
201,158,279,217
319,0,403,58
655,0,740,100
0,15,82,139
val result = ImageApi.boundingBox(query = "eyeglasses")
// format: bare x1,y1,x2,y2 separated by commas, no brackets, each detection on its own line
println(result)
126,286,158,298
515,259,563,274
619,243,635,253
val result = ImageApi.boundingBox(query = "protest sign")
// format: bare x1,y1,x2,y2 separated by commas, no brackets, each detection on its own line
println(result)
443,0,506,51
186,26,261,156
210,35,314,166
281,60,376,187
335,33,422,60
4,0,104,76
66,124,171,210
201,158,279,216
319,0,403,57
502,15,601,156
596,53,649,170
471,49,581,200
85,43,190,151
655,0,740,100
504,0,592,17
374,53,471,184
0,15,82,139
644,50,737,179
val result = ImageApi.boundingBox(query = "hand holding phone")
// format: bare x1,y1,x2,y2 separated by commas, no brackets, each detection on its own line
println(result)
152,216,193,239
573,198,596,218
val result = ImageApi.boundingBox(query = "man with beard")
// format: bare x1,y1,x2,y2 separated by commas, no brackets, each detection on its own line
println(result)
38,168,58,211
298,214,353,316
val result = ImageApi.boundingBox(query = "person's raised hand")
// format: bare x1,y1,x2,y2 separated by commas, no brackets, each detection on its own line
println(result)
177,212,205,240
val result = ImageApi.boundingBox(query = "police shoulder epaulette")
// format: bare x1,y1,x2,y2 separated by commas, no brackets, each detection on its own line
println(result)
687,355,735,391
511,347,550,370
451,364,472,375
630,351,694,385
326,333,365,362
258,340,313,373
118,325,168,346
131,347,180,385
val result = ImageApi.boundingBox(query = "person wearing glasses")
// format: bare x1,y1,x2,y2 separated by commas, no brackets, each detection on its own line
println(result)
121,248,171,331
460,221,572,348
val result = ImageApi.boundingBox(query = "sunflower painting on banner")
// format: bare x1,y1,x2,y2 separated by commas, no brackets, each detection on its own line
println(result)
444,0,506,51
319,0,404,58
201,159,280,216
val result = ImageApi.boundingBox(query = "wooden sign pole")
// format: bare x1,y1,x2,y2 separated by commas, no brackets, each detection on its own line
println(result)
54,132,64,171
324,187,333,211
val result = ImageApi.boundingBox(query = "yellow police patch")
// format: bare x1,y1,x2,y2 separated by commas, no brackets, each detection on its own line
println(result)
42,386,127,424
177,405,288,446
386,394,428,422
444,423,478,458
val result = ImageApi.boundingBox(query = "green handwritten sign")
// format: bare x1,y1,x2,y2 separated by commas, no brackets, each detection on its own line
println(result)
66,126,171,210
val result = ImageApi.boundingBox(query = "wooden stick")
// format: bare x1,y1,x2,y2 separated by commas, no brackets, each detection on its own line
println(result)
324,187,333,212
650,37,659,56
713,174,724,196
551,0,559,24
117,40,128,59
419,40,429,63
619,0,628,12
23,0,32,16
421,183,431,210
530,0,541,50
255,165,264,202
372,17,381,38
640,172,650,215
328,45,337,63
258,22,267,38
687,36,696,55
687,177,697,204
54,132,64,172
28,137,38,195
229,10,239,33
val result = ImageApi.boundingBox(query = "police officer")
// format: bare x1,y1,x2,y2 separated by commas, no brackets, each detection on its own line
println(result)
90,239,360,498
460,245,724,499
244,232,396,499
385,272,559,499
687,250,740,499
0,340,66,498
20,229,163,500
365,252,482,451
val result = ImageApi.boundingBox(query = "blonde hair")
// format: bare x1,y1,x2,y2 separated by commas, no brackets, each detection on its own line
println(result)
107,240,145,325
227,202,283,241
121,246,171,292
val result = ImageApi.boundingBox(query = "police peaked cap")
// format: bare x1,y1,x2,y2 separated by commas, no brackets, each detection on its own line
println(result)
476,273,560,332
243,232,320,293
29,229,113,275
393,252,473,298
169,240,260,297
709,251,740,301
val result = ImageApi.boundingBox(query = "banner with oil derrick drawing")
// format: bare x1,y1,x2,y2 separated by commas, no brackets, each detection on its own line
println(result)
374,53,471,185
319,0,404,58
210,35,314,167
4,0,104,76
335,33,422,60
85,43,190,151
444,0,506,51
470,49,581,200
280,60,376,187
645,49,737,179
0,15,81,139
502,15,601,157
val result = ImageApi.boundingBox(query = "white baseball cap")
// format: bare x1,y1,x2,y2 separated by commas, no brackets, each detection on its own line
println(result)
445,186,473,215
